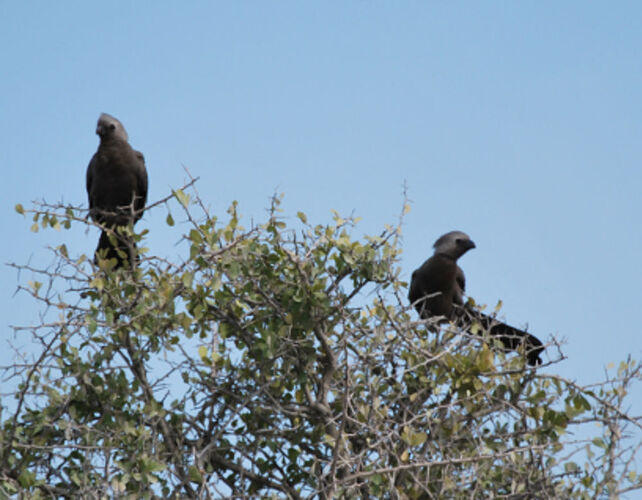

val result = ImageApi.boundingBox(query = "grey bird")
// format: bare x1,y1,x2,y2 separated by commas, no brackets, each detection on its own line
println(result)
86,113,148,268
408,231,544,366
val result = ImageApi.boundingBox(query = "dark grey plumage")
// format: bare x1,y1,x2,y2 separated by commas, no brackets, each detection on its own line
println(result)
86,113,148,268
409,231,544,366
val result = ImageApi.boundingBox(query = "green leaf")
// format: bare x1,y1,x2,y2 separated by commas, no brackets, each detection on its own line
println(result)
573,394,591,411
147,460,166,473
89,277,105,291
182,271,194,288
15,203,24,215
174,189,190,208
401,427,427,447
478,343,494,371
17,469,37,487
189,229,203,244
166,213,175,226
28,280,42,294
188,465,203,483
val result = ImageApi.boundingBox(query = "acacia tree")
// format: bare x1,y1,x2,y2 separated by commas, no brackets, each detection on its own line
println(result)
2,183,642,499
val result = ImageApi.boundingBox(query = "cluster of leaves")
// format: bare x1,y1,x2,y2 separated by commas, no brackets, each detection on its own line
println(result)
1,187,641,499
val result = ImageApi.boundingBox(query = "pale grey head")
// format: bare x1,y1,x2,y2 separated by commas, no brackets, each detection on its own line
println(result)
433,230,476,259
96,113,129,142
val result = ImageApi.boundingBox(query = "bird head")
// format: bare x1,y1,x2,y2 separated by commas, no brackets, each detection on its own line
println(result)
433,230,476,260
96,113,129,142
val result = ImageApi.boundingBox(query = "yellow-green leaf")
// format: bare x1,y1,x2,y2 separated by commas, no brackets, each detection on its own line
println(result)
187,465,203,483
479,343,494,371
174,189,190,208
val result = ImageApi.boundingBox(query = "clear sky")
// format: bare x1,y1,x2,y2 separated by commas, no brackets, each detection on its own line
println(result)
1,2,641,422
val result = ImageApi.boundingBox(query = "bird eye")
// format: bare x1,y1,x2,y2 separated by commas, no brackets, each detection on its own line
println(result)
455,238,462,244
109,124,116,131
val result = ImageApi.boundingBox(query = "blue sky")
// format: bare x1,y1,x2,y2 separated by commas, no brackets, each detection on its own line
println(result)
1,2,641,410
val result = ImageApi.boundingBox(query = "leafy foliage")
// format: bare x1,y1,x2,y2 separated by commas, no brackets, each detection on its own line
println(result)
2,186,642,499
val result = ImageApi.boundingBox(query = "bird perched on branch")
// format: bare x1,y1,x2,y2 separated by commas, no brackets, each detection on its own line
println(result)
86,113,148,269
408,231,544,366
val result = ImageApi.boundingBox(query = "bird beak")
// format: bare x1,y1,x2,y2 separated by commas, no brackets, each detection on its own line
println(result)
467,240,476,250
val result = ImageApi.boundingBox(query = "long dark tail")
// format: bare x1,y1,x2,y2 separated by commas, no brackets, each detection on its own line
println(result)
455,306,544,366
95,229,138,270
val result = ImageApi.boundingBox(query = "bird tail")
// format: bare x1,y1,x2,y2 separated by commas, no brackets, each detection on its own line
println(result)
454,306,544,366
95,228,138,270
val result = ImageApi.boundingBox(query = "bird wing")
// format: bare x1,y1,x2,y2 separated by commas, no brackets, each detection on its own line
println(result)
86,153,97,211
409,255,459,319
454,265,466,305
133,150,148,216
